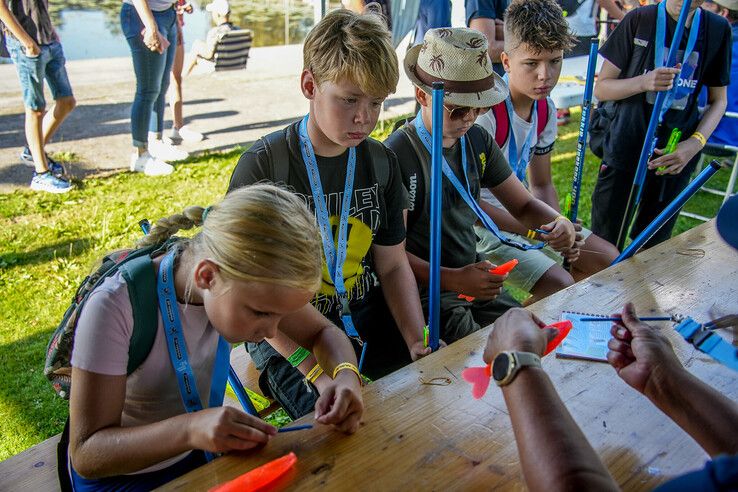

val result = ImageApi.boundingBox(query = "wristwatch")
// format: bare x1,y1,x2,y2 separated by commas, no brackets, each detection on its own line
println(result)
492,351,542,386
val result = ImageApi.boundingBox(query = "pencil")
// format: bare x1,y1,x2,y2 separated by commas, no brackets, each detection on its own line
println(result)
278,424,313,433
579,316,673,322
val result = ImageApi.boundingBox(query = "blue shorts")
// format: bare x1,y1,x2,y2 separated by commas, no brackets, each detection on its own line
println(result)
412,0,451,44
465,0,508,26
5,36,73,111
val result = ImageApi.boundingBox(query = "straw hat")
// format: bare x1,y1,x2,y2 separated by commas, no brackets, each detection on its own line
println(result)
404,28,508,108
712,0,738,10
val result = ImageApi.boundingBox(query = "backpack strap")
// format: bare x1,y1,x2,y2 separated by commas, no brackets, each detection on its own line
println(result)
118,255,158,375
491,102,509,148
261,127,291,185
397,124,429,229
366,138,390,189
536,99,550,139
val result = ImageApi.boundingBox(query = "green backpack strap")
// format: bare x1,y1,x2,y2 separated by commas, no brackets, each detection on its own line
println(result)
119,255,158,375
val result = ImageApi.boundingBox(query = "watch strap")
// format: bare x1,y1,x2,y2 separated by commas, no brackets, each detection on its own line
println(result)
514,351,542,370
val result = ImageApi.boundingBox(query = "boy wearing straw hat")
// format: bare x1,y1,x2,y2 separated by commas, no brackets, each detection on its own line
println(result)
228,9,431,419
474,0,619,304
386,27,576,341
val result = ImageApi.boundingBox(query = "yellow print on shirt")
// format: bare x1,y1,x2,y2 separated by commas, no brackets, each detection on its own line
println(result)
318,215,373,297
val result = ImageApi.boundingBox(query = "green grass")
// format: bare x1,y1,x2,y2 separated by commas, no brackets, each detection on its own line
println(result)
0,111,732,461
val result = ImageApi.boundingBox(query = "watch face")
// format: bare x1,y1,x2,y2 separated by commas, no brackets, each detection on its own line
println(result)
492,353,511,381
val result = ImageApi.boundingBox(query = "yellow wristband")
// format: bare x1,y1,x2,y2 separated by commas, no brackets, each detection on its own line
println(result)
332,362,363,384
690,131,706,147
306,364,323,384
526,229,537,239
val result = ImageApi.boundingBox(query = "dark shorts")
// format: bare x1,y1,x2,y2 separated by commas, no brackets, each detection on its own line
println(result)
420,287,520,343
465,0,507,26
246,287,413,419
6,36,73,111
590,155,701,249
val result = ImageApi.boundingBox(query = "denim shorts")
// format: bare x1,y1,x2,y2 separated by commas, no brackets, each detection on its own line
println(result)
5,36,73,111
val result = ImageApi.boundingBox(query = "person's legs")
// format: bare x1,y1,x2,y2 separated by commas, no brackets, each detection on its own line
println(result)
43,41,76,146
170,24,185,132
150,9,178,139
591,163,634,246
568,229,619,281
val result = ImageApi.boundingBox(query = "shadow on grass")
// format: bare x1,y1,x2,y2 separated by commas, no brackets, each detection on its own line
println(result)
0,238,93,269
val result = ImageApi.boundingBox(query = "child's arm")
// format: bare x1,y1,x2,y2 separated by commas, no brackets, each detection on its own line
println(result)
649,85,728,176
372,240,432,360
594,59,681,102
488,175,575,252
276,304,364,433
0,2,40,56
69,369,275,478
478,199,533,237
527,153,560,212
405,251,507,301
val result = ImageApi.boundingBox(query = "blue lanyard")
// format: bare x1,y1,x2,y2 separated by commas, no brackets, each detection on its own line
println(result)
157,250,230,460
297,115,361,341
502,76,538,183
675,318,738,372
655,2,701,117
413,112,545,251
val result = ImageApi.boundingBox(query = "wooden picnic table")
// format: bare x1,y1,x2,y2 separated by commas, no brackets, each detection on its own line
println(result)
161,220,738,491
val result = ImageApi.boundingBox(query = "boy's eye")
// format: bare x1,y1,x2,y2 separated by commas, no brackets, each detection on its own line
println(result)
343,97,357,105
371,101,383,109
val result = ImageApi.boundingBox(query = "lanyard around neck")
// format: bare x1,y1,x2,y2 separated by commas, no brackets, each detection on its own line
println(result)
655,2,701,115
412,111,545,251
503,95,538,183
297,115,361,340
157,250,230,460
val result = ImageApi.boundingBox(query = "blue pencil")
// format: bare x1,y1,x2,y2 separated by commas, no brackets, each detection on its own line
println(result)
580,316,673,322
278,424,313,433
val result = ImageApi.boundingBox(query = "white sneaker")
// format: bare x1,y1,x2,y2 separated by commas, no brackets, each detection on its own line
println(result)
148,138,189,161
166,125,204,145
130,151,174,176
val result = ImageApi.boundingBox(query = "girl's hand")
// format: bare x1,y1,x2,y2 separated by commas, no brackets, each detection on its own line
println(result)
315,371,364,434
649,138,702,175
538,217,576,252
187,406,276,452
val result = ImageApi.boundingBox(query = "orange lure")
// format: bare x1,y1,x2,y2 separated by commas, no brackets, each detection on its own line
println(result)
458,259,519,302
209,452,298,492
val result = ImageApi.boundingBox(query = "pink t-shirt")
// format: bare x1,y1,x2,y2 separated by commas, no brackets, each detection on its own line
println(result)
71,271,221,473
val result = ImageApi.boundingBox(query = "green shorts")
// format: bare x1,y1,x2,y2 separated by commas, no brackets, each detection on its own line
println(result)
474,225,593,293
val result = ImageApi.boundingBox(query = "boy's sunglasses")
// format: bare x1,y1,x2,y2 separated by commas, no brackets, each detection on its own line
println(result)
443,104,491,121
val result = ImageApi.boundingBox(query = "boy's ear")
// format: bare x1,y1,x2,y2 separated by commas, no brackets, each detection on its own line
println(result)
194,259,221,290
415,87,429,108
501,51,511,74
301,69,317,100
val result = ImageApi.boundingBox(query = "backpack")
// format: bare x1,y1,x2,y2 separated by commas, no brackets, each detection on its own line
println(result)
44,239,176,399
259,125,391,190
490,99,550,150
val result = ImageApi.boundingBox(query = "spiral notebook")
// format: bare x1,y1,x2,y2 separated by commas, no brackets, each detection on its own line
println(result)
555,311,611,362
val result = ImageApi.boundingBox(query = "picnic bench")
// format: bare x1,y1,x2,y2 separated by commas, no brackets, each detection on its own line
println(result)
0,345,269,491
160,220,738,491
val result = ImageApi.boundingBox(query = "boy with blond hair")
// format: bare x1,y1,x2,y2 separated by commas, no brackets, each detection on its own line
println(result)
385,27,576,341
475,0,619,304
228,9,430,419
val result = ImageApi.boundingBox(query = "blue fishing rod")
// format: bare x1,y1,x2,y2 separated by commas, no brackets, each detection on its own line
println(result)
138,218,258,416
612,160,721,264
563,37,599,271
615,0,693,250
427,81,444,351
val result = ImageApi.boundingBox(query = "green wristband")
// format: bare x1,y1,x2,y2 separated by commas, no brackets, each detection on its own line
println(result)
287,347,311,367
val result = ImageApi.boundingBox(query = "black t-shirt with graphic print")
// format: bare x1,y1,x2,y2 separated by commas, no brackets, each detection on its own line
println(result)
598,5,731,172
228,120,408,319
385,123,512,270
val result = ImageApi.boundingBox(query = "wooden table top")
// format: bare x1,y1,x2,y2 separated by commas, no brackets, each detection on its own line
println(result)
160,221,738,491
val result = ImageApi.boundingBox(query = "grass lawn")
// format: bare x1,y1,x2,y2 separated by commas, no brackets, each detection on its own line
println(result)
0,109,732,461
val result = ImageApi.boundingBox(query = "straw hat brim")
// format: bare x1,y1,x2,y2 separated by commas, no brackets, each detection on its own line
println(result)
404,42,509,108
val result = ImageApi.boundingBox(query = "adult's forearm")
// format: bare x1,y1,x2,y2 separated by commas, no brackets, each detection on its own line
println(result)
132,0,157,30
503,367,619,492
646,367,738,457
0,4,35,46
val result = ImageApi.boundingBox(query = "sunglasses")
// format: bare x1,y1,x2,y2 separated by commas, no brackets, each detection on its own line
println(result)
443,104,491,121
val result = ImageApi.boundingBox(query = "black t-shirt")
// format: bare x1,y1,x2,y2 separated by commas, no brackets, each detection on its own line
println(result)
599,5,731,171
228,121,408,318
3,0,57,45
385,123,511,269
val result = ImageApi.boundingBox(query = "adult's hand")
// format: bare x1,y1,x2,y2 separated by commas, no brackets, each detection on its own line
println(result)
483,308,557,363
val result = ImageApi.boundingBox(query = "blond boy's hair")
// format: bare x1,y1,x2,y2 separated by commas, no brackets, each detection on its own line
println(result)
303,9,399,98
504,0,576,55
139,184,323,293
